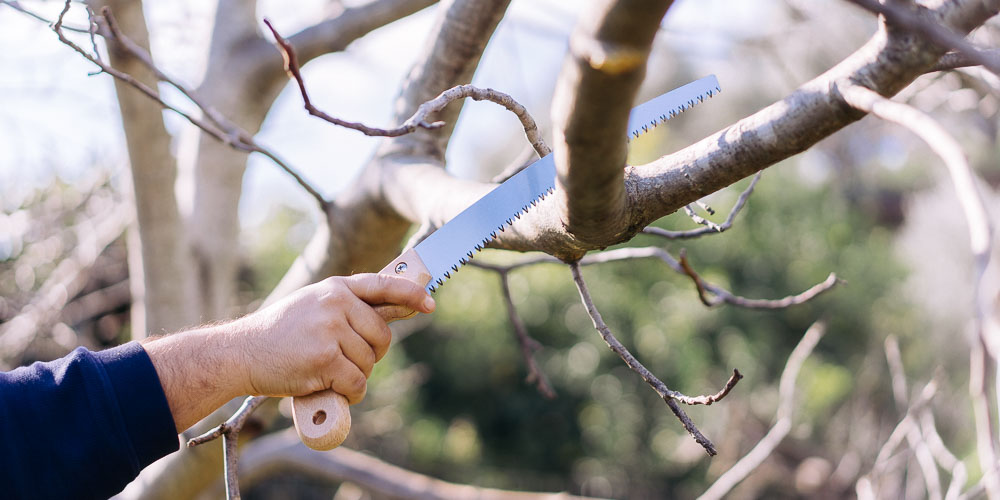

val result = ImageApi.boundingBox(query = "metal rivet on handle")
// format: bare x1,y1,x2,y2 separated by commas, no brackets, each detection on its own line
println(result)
395,262,407,274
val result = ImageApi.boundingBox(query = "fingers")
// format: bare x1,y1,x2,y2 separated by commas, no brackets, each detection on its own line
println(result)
345,274,435,314
346,298,393,362
328,359,368,405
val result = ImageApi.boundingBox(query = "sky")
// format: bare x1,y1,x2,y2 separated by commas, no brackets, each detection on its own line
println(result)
0,0,774,224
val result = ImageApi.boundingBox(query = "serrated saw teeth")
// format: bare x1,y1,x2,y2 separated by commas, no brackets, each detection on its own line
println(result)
626,75,719,143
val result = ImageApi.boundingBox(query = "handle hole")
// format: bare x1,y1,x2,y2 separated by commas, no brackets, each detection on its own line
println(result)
312,410,327,425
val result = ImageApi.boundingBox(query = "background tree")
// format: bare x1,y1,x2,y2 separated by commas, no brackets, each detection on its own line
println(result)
2,0,1000,498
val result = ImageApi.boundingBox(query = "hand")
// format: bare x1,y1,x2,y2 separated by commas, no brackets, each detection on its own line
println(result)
143,273,434,432
234,274,435,402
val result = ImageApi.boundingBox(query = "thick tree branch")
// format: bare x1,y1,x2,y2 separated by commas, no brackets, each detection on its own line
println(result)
552,0,675,248
452,0,1000,262
845,0,1000,76
275,0,438,78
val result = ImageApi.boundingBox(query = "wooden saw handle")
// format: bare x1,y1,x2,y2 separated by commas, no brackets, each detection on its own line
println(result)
291,249,432,450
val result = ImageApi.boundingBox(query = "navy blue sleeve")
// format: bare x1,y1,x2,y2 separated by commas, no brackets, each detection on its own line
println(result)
0,342,179,499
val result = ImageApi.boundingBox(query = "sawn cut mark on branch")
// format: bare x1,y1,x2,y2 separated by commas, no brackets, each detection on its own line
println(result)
570,262,743,456
264,19,550,158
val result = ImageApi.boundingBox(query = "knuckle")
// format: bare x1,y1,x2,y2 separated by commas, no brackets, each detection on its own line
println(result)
346,373,368,401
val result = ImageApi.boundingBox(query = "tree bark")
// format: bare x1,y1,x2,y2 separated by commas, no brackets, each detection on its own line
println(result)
551,0,674,250
89,0,197,336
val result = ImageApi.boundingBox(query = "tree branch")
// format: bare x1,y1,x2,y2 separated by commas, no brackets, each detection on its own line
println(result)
570,263,742,456
265,18,548,157
845,0,1000,76
552,0,675,248
235,429,606,500
498,272,557,399
642,173,761,240
698,321,826,500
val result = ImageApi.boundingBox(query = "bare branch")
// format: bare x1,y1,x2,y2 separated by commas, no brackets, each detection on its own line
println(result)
844,0,1000,76
919,410,966,500
570,262,743,456
930,49,1000,72
264,18,549,158
884,336,908,412
0,0,90,32
643,173,761,240
41,3,329,209
839,82,1000,497
236,429,605,500
0,197,130,368
498,273,557,399
698,321,826,500
187,396,268,500
552,0,676,248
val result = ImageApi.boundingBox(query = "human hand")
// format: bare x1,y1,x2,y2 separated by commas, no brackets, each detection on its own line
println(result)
233,274,435,403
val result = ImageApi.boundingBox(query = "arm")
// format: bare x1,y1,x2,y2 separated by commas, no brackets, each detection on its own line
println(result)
143,273,435,432
0,273,432,498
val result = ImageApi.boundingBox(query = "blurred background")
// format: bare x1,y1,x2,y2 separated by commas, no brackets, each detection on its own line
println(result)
2,0,999,498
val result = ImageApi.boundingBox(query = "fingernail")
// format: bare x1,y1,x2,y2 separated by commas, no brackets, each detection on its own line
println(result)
423,295,435,312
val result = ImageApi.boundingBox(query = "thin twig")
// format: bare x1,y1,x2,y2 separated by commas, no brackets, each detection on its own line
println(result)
570,262,743,456
0,0,89,32
683,205,722,232
187,396,268,499
643,172,761,240
844,0,1000,76
470,246,841,310
187,396,268,447
918,410,966,500
698,321,826,500
263,18,550,158
43,3,329,209
498,272,556,399
678,249,712,307
884,335,908,412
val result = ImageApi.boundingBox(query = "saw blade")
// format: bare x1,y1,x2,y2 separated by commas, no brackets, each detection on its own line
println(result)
415,74,721,292
627,74,721,141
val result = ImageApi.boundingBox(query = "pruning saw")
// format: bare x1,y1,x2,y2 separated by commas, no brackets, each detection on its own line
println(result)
292,74,722,450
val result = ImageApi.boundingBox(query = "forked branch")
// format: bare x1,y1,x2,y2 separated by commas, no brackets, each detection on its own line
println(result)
570,262,743,456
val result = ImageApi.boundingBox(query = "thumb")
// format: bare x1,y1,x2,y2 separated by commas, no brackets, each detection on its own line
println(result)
345,273,435,314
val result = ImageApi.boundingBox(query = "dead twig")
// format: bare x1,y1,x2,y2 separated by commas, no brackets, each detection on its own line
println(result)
264,19,550,158
570,262,743,456
43,2,329,209
643,172,761,240
187,396,268,499
498,272,556,399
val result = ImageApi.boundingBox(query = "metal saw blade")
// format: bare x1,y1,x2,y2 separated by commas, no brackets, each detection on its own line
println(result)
627,74,721,141
414,74,721,292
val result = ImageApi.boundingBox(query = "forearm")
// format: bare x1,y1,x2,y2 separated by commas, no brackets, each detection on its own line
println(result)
142,324,248,432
